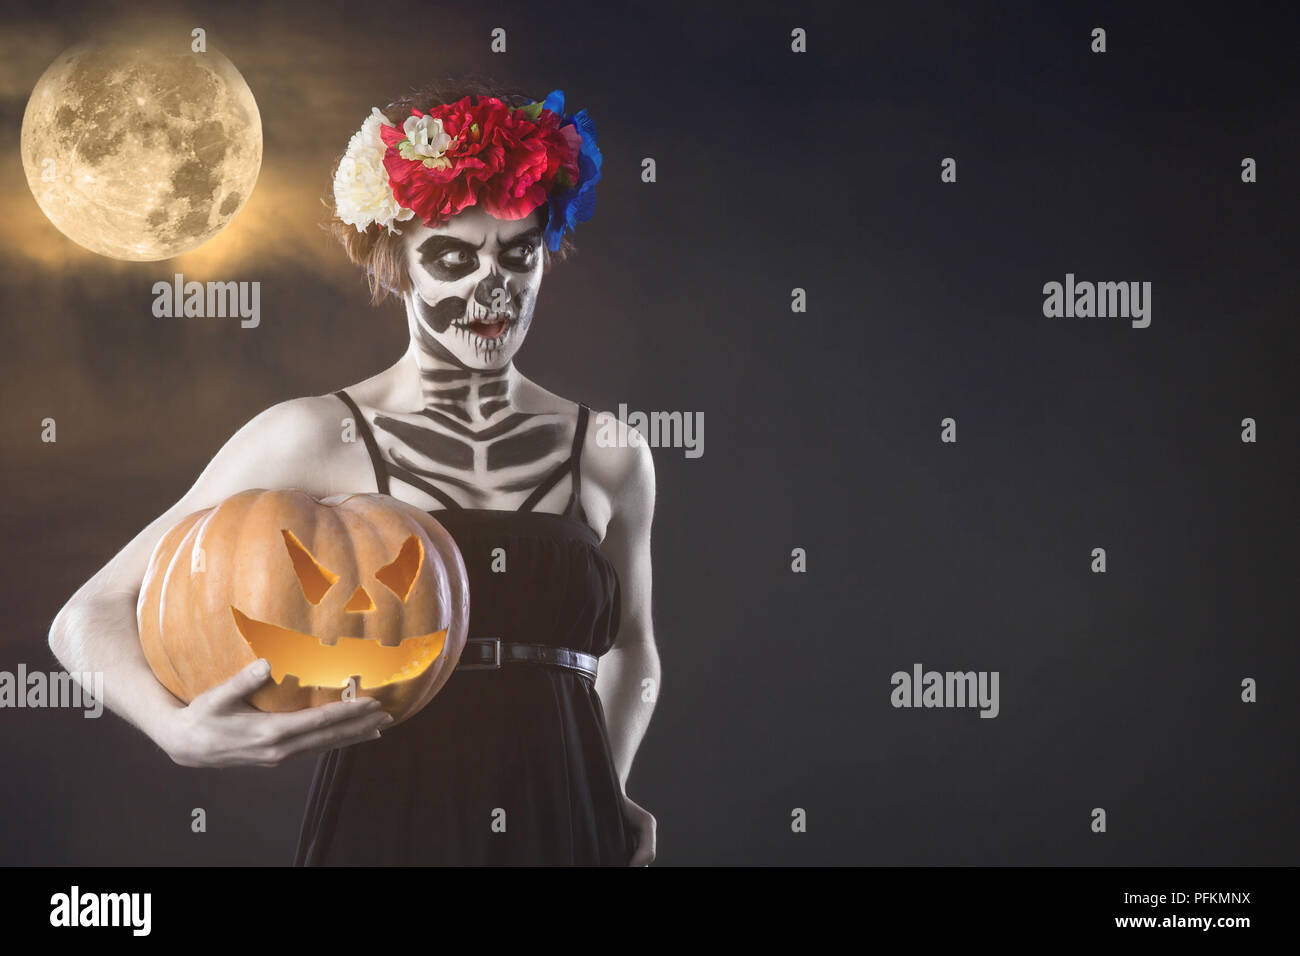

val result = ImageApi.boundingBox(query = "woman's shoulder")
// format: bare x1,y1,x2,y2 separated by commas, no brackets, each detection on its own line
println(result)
582,407,655,498
237,393,354,444
514,376,654,501
201,393,375,498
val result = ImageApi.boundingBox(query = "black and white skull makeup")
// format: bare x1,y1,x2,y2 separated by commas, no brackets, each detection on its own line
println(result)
402,205,545,370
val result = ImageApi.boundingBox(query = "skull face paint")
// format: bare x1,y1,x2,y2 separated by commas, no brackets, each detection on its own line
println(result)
402,205,545,369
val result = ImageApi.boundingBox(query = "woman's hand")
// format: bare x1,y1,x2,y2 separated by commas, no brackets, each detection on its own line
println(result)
623,793,657,865
163,660,394,768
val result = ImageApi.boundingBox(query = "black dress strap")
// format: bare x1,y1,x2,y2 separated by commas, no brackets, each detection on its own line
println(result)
518,403,589,514
384,461,464,511
333,390,390,495
565,404,589,518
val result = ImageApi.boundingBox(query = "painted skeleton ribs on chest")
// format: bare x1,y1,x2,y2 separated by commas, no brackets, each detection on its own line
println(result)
369,368,580,509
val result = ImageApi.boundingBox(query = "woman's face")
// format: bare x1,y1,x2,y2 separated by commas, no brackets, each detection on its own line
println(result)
402,205,545,370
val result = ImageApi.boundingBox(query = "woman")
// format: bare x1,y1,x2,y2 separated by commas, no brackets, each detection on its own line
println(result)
47,79,659,866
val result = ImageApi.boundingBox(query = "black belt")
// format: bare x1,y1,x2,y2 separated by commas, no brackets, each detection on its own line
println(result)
455,638,599,682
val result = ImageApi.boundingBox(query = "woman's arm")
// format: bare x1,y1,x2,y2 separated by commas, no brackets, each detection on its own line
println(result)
48,395,393,767
590,415,660,863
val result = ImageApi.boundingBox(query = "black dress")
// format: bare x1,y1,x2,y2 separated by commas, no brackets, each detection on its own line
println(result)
293,393,634,866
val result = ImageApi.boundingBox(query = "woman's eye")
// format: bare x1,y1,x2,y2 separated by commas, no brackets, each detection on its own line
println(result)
440,250,472,267
506,246,536,264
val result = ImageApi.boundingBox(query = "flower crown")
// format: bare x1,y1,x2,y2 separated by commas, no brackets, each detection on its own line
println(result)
333,90,601,252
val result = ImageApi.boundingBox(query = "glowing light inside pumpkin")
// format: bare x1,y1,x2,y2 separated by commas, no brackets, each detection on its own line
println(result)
231,608,446,689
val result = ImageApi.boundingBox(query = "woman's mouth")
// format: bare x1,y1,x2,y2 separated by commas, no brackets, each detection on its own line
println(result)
464,315,511,339
450,312,516,361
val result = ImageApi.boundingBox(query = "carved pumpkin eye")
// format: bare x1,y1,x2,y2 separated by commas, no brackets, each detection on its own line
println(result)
281,529,338,604
375,535,423,601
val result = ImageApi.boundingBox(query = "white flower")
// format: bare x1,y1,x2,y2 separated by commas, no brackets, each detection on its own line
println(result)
400,113,456,167
333,107,415,234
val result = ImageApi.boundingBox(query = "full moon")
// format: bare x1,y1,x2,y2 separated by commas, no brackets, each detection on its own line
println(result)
21,42,262,261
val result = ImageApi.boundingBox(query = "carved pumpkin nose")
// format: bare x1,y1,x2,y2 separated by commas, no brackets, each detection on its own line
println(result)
345,586,375,612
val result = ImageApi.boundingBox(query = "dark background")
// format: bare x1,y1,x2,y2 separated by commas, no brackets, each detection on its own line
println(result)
1,0,1296,865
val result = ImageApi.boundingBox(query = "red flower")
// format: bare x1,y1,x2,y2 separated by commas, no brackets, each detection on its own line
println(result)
379,95,580,227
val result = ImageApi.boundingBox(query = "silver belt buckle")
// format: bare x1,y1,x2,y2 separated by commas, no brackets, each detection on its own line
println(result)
458,637,503,670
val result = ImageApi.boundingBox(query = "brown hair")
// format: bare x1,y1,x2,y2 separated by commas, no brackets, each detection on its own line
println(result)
326,74,576,306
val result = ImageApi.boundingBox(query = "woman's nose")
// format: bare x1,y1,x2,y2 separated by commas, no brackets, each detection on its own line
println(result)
473,271,510,309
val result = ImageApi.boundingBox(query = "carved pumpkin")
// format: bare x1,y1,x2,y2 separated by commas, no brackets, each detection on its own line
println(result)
138,489,469,724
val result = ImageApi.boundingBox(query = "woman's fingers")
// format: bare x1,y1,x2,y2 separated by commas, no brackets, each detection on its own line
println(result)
193,659,273,711
627,826,656,866
259,696,385,737
271,709,394,761
175,666,395,766
623,797,657,866
195,662,386,730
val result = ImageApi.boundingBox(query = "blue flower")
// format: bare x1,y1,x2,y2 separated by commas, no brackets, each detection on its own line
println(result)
540,90,602,251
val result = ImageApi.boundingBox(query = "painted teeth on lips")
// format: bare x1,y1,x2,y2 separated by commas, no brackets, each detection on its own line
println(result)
463,314,512,340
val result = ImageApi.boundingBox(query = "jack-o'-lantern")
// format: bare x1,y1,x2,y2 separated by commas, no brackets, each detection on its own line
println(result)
138,489,469,724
